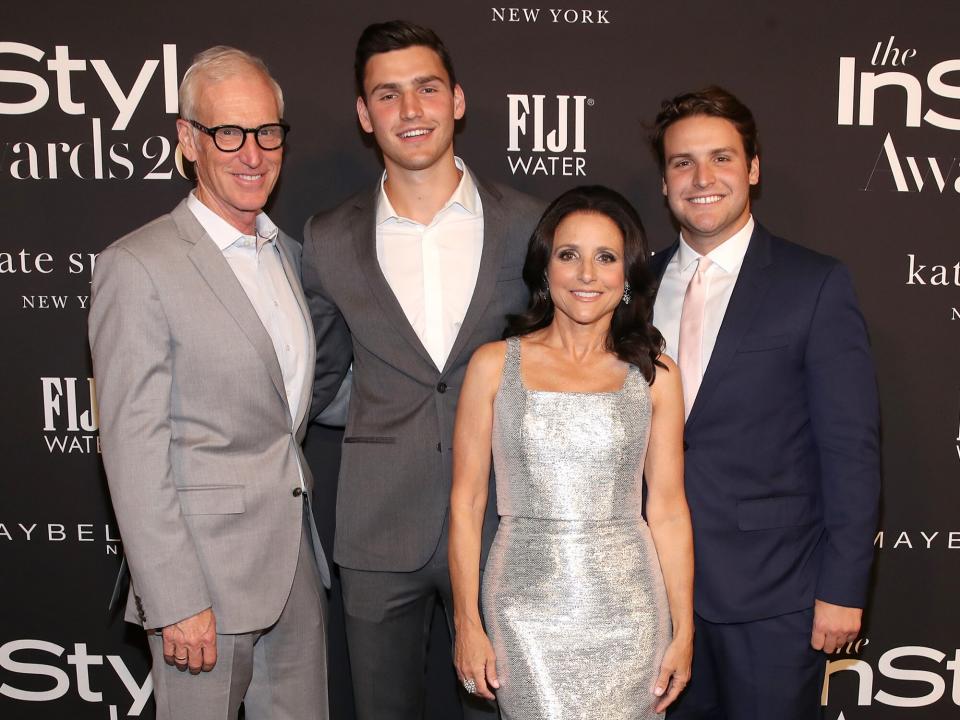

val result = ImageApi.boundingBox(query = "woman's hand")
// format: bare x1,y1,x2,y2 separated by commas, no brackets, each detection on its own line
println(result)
454,618,500,701
653,633,693,713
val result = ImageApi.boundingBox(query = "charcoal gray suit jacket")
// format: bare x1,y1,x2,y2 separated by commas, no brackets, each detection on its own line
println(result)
302,172,545,571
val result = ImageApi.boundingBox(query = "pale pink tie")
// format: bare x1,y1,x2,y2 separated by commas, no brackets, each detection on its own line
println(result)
678,256,712,418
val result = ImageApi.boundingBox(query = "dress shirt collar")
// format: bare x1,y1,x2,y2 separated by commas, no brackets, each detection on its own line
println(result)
187,191,279,252
676,215,754,274
375,156,480,226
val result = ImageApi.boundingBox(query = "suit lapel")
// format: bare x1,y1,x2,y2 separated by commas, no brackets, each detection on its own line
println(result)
686,225,775,427
275,230,315,434
443,174,507,373
352,188,436,369
650,241,679,284
171,201,287,407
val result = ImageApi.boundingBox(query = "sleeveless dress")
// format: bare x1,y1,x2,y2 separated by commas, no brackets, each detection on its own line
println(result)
481,336,671,720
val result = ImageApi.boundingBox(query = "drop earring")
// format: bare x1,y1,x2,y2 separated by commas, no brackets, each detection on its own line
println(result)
539,274,550,302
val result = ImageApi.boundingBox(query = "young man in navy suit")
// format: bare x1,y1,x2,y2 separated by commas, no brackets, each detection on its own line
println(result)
649,87,880,719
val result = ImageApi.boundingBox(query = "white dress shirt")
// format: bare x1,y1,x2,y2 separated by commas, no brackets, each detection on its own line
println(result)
375,157,484,371
653,216,755,372
187,193,310,428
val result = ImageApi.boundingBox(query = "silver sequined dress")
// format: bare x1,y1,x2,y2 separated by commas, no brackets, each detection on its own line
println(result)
482,336,671,720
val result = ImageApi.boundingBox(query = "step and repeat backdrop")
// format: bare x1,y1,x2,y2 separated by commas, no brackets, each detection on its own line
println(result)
2,1,958,718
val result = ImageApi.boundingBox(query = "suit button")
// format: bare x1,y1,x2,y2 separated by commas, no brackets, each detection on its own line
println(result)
292,487,303,497
683,441,690,451
436,382,447,393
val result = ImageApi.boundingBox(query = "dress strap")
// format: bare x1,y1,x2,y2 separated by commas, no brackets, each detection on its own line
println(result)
501,336,523,392
504,335,521,371
623,364,652,418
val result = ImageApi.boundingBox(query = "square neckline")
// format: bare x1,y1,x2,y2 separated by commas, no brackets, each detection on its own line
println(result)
513,336,636,396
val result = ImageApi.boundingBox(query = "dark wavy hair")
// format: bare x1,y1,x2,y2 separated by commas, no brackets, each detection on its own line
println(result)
354,20,457,98
650,85,759,171
505,185,666,384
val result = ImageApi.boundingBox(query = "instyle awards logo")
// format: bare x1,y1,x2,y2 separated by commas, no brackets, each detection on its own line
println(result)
0,42,185,181
42,376,100,454
507,93,591,176
0,639,151,717
838,35,960,195
820,639,960,717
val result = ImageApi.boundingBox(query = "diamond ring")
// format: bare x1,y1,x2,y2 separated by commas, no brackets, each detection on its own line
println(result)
462,678,477,694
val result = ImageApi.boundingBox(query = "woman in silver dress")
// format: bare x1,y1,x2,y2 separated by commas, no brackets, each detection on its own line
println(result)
449,186,693,719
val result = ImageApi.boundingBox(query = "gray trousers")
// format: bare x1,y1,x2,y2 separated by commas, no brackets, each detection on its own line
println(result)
340,519,496,720
148,507,329,719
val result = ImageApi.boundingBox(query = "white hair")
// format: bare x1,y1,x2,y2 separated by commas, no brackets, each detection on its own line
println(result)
178,45,285,121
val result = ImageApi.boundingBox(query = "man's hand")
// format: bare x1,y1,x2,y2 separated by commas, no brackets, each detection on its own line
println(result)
162,607,217,674
810,599,862,653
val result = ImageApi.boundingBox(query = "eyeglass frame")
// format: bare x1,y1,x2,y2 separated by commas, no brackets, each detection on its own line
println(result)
187,119,291,152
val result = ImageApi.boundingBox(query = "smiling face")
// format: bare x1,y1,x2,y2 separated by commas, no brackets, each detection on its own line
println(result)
176,70,282,234
356,45,465,176
661,114,760,254
547,211,626,327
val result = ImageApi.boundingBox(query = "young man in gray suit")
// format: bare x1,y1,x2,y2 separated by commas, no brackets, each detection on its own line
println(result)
90,47,330,719
302,21,545,720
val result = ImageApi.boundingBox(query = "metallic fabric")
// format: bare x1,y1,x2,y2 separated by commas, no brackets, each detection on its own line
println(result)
482,336,671,719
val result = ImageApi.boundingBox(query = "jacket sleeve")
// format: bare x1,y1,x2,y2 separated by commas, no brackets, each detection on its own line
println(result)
805,262,881,608
302,216,354,423
89,245,211,628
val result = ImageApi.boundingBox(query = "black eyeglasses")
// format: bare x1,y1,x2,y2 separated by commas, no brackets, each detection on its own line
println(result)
188,120,290,152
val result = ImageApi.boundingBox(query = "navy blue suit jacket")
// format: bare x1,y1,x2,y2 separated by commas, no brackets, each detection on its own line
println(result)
649,223,880,623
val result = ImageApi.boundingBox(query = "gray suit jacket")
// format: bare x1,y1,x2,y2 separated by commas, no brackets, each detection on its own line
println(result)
303,172,545,572
90,198,330,635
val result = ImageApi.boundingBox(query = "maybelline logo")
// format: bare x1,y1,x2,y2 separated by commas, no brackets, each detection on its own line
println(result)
873,529,960,550
838,36,960,195
0,42,187,181
491,8,611,24
0,639,151,717
821,639,960,713
0,522,121,554
42,377,100,454
507,93,591,176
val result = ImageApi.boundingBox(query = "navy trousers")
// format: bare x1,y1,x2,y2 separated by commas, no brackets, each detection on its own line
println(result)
668,609,825,720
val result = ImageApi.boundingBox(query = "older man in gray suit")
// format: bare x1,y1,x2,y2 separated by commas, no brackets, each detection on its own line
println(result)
89,47,330,719
303,21,544,720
